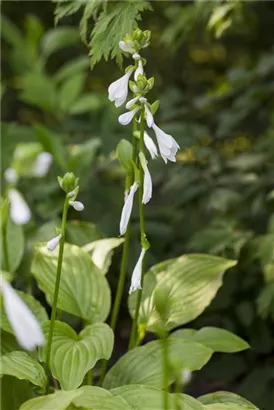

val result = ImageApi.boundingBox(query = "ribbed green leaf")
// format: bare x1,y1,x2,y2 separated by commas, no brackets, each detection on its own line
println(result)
172,327,249,353
203,405,258,410
1,376,36,410
31,243,111,322
39,321,114,390
19,390,81,410
0,290,48,335
1,216,24,273
83,238,124,274
198,392,259,409
73,386,132,410
0,351,47,389
103,338,212,390
1,331,21,355
111,385,203,410
41,27,80,57
128,254,237,332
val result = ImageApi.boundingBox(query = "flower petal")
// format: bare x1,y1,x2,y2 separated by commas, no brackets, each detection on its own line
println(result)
144,132,158,159
8,189,31,225
129,247,146,294
141,159,152,204
108,68,133,107
126,96,140,110
119,182,138,235
0,278,44,350
134,60,144,81
145,104,154,128
118,107,140,126
152,124,180,163
31,152,53,177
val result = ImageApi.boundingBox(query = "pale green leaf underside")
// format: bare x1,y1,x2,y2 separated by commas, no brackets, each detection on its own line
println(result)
0,351,47,389
103,338,212,390
19,390,81,410
198,392,259,409
31,243,111,322
39,321,114,390
83,237,124,274
171,327,249,353
128,254,237,332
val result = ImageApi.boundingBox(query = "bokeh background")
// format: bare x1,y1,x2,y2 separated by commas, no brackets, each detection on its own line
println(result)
1,1,274,409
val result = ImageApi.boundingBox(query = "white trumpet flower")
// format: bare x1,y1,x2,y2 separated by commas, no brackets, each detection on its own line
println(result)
31,152,53,177
108,68,134,107
118,107,140,126
134,57,144,82
144,132,158,159
69,200,84,211
4,168,18,184
0,277,44,350
129,247,146,294
119,182,138,235
140,154,152,204
119,40,135,54
47,234,62,251
8,189,31,225
152,124,180,163
144,104,154,128
126,96,140,110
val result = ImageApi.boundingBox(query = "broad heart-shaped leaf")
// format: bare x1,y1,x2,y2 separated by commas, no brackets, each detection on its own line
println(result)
198,392,259,409
72,386,132,410
128,254,237,332
31,243,111,322
39,321,114,390
171,327,249,353
19,390,81,410
0,290,48,334
1,330,22,355
66,220,103,247
103,338,212,390
1,216,24,272
1,376,36,410
83,238,124,274
111,385,203,410
203,405,258,410
0,351,47,389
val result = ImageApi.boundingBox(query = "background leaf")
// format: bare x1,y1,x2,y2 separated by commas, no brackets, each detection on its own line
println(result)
1,216,24,273
83,237,124,274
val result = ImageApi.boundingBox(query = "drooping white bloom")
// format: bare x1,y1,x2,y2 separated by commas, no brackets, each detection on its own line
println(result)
152,124,180,163
119,182,138,235
8,189,31,225
108,68,134,107
31,152,53,177
47,234,62,251
144,104,154,128
4,168,18,184
0,277,44,350
119,40,135,53
134,60,144,82
126,96,140,110
118,107,140,126
129,247,146,294
69,200,84,211
140,155,152,204
144,132,158,159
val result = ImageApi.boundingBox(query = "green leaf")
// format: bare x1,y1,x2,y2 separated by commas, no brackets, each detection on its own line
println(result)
79,0,107,44
1,376,36,410
103,338,212,390
83,237,124,274
1,331,21,355
54,1,84,25
19,73,58,112
203,405,258,410
41,27,80,57
66,220,103,247
59,74,86,113
89,1,152,68
53,56,89,84
1,290,48,335
31,243,111,322
39,321,113,390
1,216,24,273
69,94,104,115
172,327,249,353
111,385,203,410
0,351,47,389
1,15,23,47
67,139,101,176
19,390,81,410
116,139,133,172
198,392,259,409
128,254,237,332
72,385,132,410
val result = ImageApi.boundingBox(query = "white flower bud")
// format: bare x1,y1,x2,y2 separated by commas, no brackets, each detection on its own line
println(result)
8,189,31,225
47,234,62,251
144,132,158,159
119,182,138,235
118,107,140,126
134,60,144,81
4,168,18,184
69,200,84,211
144,104,154,128
129,247,146,294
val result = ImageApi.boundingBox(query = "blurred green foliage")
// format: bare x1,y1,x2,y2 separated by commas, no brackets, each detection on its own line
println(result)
1,1,274,408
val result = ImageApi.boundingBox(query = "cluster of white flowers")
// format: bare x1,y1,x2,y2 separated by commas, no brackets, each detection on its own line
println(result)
108,31,180,294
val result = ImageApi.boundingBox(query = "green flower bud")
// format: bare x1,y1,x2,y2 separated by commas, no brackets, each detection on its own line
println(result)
149,100,160,115
58,172,78,193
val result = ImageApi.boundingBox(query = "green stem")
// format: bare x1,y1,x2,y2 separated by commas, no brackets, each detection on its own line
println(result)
3,226,10,272
163,333,169,410
128,106,146,351
86,369,93,385
45,196,69,372
99,119,138,386
175,377,182,410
